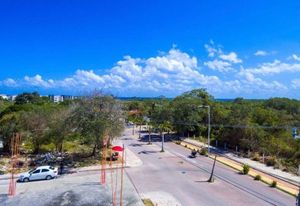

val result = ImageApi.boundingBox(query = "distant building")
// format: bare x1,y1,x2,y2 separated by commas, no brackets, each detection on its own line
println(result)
48,95,64,103
61,95,74,101
7,95,17,101
0,94,8,100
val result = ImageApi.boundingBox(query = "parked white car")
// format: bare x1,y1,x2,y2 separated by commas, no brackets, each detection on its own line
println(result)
19,166,58,182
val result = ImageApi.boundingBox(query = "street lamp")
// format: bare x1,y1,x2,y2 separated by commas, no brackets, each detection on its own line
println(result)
199,105,211,153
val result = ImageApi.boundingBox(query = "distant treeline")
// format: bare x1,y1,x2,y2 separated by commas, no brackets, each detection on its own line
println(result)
124,89,300,173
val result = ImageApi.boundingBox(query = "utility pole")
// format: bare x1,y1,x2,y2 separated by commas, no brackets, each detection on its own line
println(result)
199,105,211,153
208,155,217,183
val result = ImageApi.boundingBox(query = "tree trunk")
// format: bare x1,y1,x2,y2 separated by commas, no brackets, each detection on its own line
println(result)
91,144,97,157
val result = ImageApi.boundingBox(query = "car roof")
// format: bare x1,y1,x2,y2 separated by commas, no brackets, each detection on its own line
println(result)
36,166,51,169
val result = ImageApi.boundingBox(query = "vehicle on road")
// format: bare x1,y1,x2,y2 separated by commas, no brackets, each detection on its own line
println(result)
19,166,58,182
189,149,197,158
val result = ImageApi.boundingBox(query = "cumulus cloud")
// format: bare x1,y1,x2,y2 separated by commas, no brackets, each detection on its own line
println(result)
1,78,18,87
219,52,242,63
24,75,54,88
291,54,300,61
0,45,295,97
254,50,268,56
204,59,232,72
238,70,287,91
238,60,300,76
204,41,242,73
4,48,229,96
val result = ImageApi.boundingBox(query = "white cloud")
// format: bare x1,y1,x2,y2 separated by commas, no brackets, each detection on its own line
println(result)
219,52,242,63
238,60,300,76
1,78,18,87
291,54,300,61
24,74,54,88
291,79,300,89
254,50,268,56
204,59,232,72
238,70,287,91
204,41,241,72
0,46,295,97
204,41,222,58
5,48,224,96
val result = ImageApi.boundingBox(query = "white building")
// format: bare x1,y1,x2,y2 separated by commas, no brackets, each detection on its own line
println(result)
49,95,64,103
7,95,17,101
0,94,8,100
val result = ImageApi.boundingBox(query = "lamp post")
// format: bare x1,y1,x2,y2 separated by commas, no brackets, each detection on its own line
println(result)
199,105,211,153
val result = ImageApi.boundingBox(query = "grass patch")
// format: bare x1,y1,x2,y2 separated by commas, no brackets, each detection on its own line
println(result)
142,199,154,206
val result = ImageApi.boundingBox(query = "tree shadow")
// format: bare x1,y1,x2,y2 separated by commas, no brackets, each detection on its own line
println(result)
137,150,160,155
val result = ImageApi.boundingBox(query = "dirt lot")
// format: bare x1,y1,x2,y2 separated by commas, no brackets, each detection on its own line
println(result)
0,169,143,206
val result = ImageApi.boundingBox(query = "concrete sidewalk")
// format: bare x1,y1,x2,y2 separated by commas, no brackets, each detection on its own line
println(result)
180,139,300,197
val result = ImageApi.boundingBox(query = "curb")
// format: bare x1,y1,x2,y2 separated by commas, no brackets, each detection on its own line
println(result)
179,141,299,197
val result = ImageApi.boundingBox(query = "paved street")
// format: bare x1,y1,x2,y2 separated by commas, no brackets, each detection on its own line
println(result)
122,130,296,206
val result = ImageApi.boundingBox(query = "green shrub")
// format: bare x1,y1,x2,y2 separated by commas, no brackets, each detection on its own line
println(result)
266,157,276,166
200,148,208,156
254,174,261,181
270,180,277,188
242,164,250,174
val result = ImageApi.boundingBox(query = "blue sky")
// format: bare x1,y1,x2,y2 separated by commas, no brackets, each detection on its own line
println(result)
1,0,300,98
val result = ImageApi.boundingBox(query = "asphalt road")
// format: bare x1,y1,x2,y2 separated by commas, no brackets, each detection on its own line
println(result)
122,130,296,206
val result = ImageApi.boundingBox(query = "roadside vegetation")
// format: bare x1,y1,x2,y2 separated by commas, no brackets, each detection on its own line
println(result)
1,88,300,174
125,89,300,174
0,92,124,173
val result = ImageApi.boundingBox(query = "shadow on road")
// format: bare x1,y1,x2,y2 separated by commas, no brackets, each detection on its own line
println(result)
137,150,160,155
138,134,178,143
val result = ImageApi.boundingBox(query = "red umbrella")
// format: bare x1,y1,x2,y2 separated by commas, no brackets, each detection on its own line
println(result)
112,146,124,151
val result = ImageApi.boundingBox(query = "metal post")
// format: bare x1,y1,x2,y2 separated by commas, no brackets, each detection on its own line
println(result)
207,106,211,153
198,105,211,153
208,155,217,183
161,133,165,152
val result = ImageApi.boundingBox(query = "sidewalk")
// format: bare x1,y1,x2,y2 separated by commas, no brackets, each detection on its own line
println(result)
181,138,300,196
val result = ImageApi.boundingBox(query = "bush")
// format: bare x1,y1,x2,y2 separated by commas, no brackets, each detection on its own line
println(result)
271,180,277,188
242,164,250,174
266,157,276,166
251,153,260,161
254,174,261,181
200,148,208,156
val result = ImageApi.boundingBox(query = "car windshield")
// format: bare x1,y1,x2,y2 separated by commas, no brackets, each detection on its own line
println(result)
28,168,36,174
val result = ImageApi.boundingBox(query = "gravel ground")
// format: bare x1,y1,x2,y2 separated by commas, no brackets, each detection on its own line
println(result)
0,169,143,206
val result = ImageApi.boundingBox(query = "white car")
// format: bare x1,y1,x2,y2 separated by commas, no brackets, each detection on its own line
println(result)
19,166,58,182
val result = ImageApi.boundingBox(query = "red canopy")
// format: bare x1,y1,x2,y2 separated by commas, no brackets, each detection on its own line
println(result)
112,146,124,151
